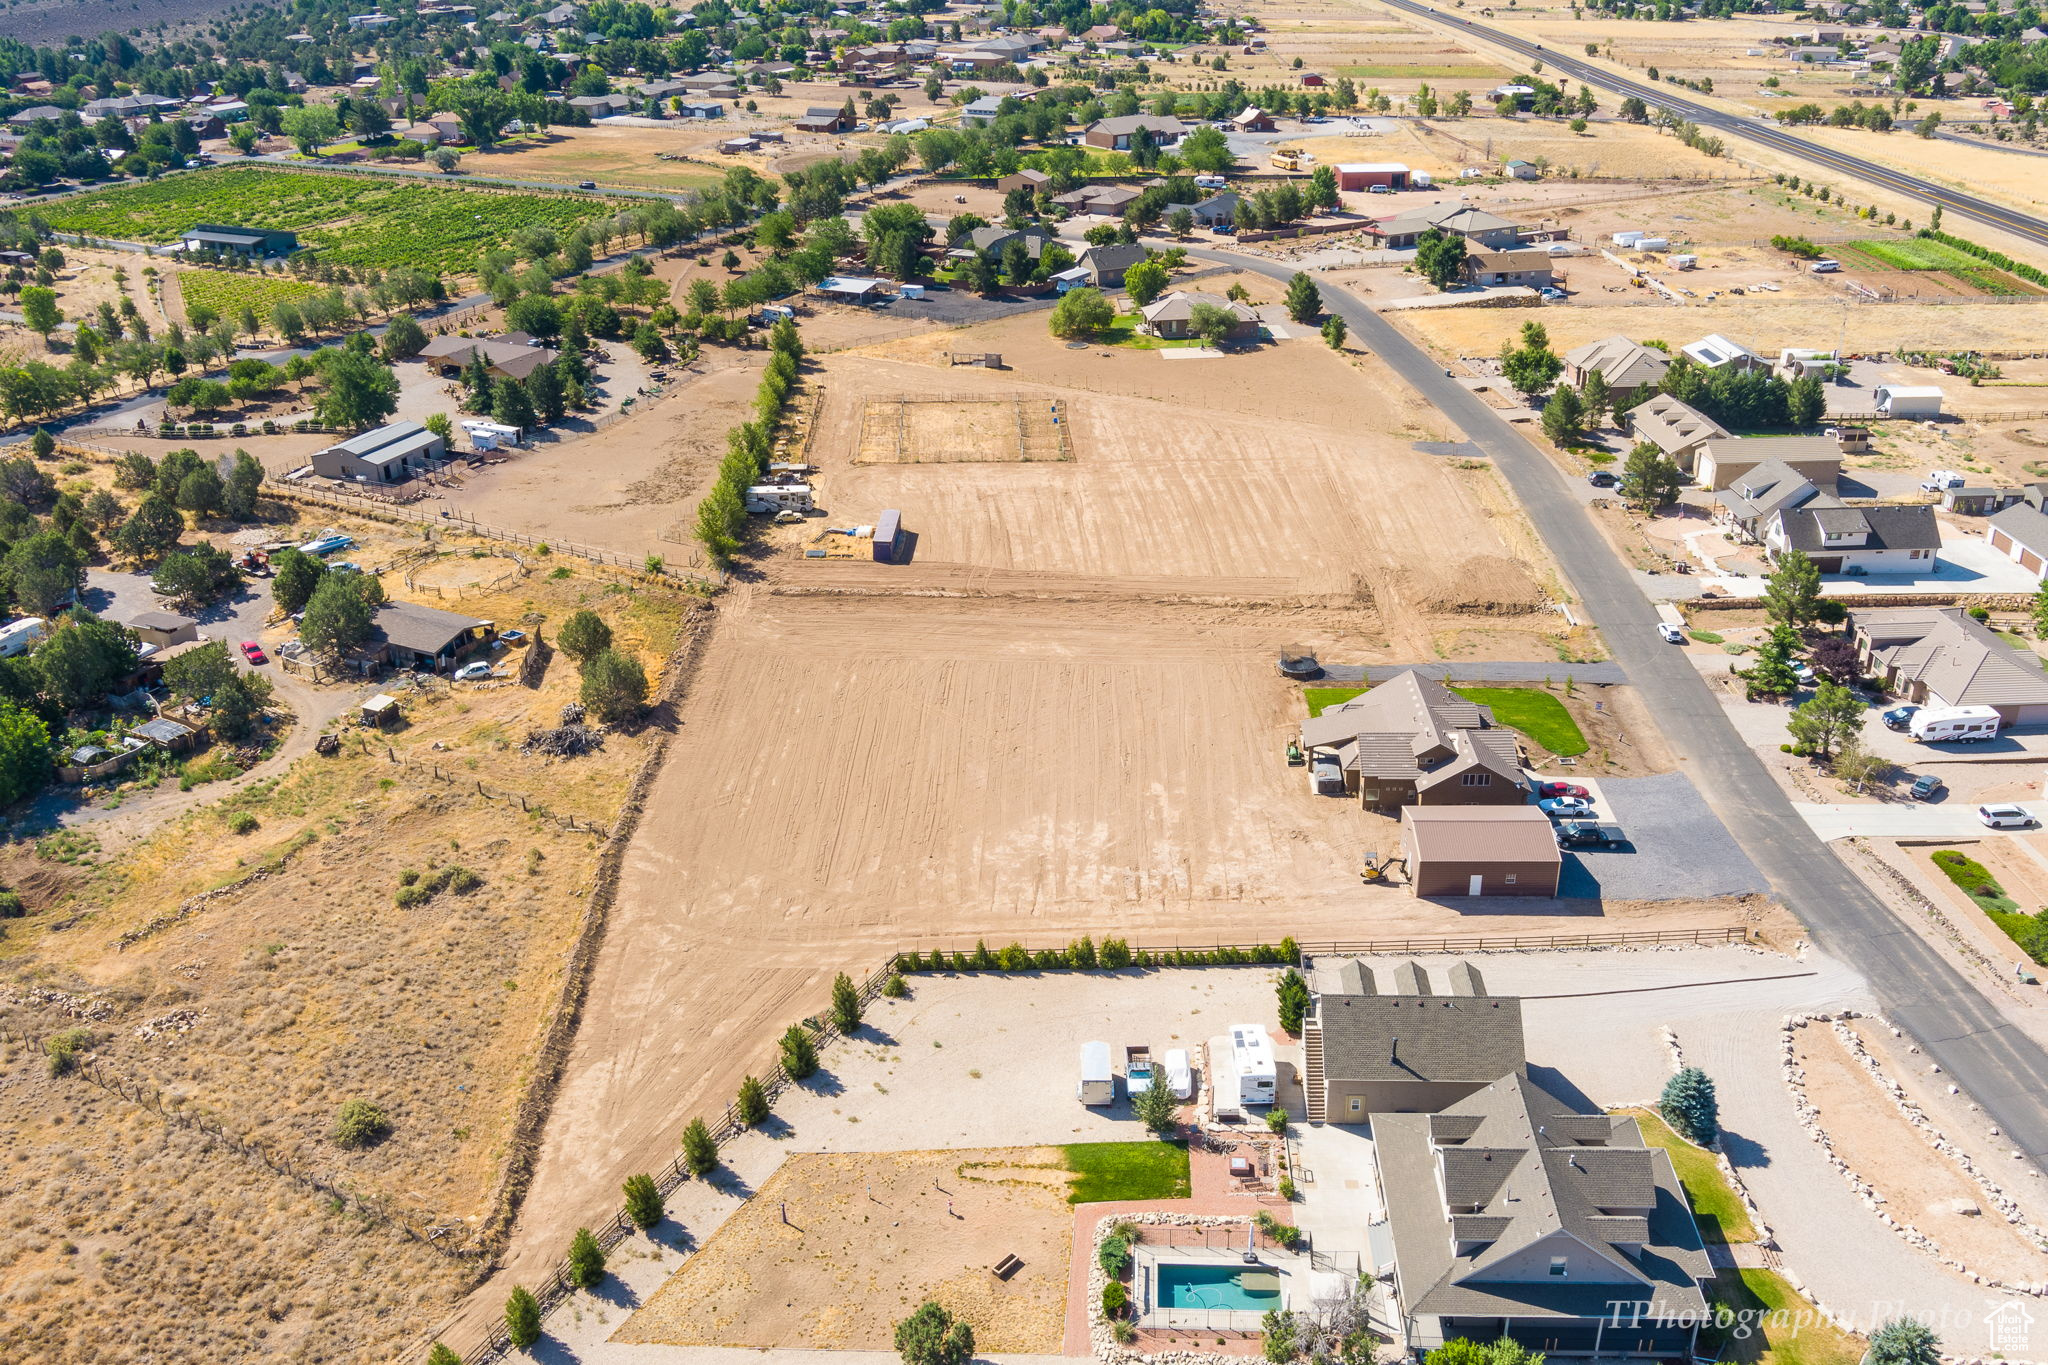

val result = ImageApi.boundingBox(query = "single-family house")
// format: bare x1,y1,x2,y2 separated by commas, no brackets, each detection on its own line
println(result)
995,167,1050,194
6,105,66,126
310,421,448,485
364,601,493,673
1299,668,1526,810
1876,384,1944,418
126,611,199,650
1052,184,1140,217
1764,498,1939,575
1304,958,1526,1122
1852,605,2048,724
1377,203,1522,250
1562,336,1670,406
82,93,179,119
1692,435,1842,492
398,121,444,146
419,335,560,382
1714,459,1828,542
1461,246,1553,289
956,224,1054,260
794,105,852,133
1136,290,1257,342
1081,114,1186,151
1335,162,1409,191
566,92,631,116
1075,242,1147,286
1624,393,1726,474
959,94,1007,126
1374,1072,1713,1358
1187,191,1241,228
1989,503,2048,580
1401,806,1561,898
180,224,298,258
1229,105,1275,132
1680,333,1765,372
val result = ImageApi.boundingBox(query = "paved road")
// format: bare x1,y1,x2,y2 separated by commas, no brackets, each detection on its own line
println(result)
1189,240,2048,1164
1376,0,2048,250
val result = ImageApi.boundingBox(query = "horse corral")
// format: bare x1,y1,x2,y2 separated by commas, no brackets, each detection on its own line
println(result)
855,394,1073,464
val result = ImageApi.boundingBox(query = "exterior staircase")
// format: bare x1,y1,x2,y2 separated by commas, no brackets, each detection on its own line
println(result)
1302,1017,1326,1123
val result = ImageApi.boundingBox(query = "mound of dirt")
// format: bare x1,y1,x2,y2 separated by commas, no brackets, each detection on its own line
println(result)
1398,553,1548,615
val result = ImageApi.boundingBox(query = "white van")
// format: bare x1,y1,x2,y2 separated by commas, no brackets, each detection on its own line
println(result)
1163,1047,1193,1100
1077,1041,1114,1106
1910,705,2001,743
0,617,46,659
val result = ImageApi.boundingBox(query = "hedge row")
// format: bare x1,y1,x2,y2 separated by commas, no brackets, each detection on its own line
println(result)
1917,228,2048,289
896,935,1300,974
694,318,803,564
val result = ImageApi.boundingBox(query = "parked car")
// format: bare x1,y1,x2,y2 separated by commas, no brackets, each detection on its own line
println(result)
1555,821,1628,849
1538,796,1595,818
1587,470,1618,487
1909,774,1945,801
239,641,266,665
1536,781,1589,799
1980,803,2036,829
454,662,495,681
1538,286,1567,300
1657,622,1685,644
1792,662,1817,685
1882,705,1920,731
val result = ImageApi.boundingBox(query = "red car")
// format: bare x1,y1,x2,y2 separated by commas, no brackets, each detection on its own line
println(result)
1536,781,1588,799
239,641,267,665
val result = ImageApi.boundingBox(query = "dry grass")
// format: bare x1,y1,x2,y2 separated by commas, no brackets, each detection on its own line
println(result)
854,395,1071,464
0,552,699,1365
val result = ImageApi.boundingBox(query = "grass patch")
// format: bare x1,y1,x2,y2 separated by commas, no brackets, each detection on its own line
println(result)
1451,686,1588,756
1931,848,2019,914
1711,1268,1864,1365
1304,686,1368,717
1850,236,1983,270
1061,1140,1191,1203
1688,629,1725,644
1335,63,1505,78
1622,1107,1754,1244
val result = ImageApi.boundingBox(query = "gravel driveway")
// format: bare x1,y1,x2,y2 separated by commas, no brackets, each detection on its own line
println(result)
1559,770,1769,900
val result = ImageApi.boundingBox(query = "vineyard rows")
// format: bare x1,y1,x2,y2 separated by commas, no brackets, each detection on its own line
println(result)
177,270,325,320
40,167,618,276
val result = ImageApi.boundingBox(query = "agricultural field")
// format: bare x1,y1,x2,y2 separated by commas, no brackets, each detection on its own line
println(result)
172,268,325,324
37,167,619,278
1850,238,1985,272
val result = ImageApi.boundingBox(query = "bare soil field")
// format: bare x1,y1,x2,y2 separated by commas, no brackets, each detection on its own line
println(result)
0,532,698,1364
1302,117,1746,184
618,1147,1072,1352
459,125,729,193
855,393,1072,464
1794,1020,2048,1285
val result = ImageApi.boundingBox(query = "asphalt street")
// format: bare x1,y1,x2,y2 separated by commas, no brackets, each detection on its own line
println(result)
1376,0,2048,250
1189,242,2048,1164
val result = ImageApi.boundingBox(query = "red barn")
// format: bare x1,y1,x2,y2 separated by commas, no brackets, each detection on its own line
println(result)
1335,163,1411,191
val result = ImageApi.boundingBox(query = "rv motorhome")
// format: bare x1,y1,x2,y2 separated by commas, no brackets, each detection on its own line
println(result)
1228,1023,1277,1107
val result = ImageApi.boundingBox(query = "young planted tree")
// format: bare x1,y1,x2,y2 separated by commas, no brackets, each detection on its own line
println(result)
568,1227,607,1289
1134,1074,1179,1136
623,1172,664,1228
1578,370,1612,427
580,648,649,722
505,1286,542,1349
780,1023,820,1079
830,971,863,1033
1275,967,1311,1034
736,1074,770,1126
1499,320,1561,396
1617,442,1683,512
681,1117,718,1176
1761,549,1823,628
1540,386,1585,446
1660,1066,1720,1143
1321,315,1347,350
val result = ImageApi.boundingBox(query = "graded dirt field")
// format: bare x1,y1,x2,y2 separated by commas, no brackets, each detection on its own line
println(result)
617,1147,1073,1352
453,124,730,193
1302,117,1747,183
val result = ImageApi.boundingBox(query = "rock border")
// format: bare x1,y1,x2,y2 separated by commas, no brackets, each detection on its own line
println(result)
1090,1212,1270,1365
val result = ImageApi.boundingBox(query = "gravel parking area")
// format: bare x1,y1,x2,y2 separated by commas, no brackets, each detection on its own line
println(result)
1558,771,1769,900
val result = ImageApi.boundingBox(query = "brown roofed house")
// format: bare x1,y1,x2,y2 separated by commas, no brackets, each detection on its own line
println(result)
1852,605,2048,726
1562,335,1670,405
1300,668,1525,810
1624,392,1726,475
419,335,560,383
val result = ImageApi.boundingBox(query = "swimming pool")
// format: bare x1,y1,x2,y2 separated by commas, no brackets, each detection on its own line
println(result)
1155,1261,1284,1312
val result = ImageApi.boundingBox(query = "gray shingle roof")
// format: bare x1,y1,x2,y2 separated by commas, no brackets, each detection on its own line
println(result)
1777,502,1939,553
1991,501,2048,555
1316,961,1526,1086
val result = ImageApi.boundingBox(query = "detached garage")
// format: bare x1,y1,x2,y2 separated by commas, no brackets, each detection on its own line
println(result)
1989,503,2048,581
1336,162,1410,191
1401,805,1561,898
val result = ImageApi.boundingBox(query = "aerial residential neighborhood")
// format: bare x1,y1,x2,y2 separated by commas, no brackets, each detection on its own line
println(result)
7,0,2048,1363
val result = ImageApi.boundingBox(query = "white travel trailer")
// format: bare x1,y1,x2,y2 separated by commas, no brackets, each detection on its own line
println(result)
0,617,45,659
1228,1023,1277,1107
1911,705,2001,743
1077,1041,1115,1106
1163,1047,1194,1100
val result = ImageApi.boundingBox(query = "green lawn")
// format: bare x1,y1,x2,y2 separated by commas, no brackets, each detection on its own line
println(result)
1062,1140,1191,1203
1711,1268,1864,1365
1304,686,1368,717
1450,687,1588,757
1623,1107,1754,1244
1850,236,1984,270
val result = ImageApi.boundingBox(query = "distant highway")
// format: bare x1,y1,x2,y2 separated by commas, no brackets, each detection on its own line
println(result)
1375,0,2048,251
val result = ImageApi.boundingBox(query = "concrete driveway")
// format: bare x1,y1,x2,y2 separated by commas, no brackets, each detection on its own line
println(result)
1795,801,2033,840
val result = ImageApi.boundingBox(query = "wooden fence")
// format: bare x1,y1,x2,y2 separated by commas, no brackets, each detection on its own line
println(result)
367,741,609,838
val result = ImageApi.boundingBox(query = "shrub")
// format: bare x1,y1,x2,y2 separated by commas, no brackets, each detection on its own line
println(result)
428,1345,461,1365
505,1285,542,1349
1099,936,1131,968
895,1301,975,1365
1276,967,1311,1034
226,811,258,834
1278,1175,1298,1200
736,1074,769,1126
1254,1209,1302,1250
0,889,24,918
1097,1221,1136,1277
44,1027,91,1076
1102,1281,1128,1317
882,973,909,998
1969,605,1991,621
777,1024,817,1077
623,1172,664,1228
682,1117,718,1175
1265,1108,1290,1134
1112,1320,1137,1346
568,1226,606,1289
1932,849,2014,909
332,1098,392,1148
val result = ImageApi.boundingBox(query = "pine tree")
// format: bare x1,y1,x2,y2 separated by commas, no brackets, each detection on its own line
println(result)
1660,1066,1719,1143
568,1226,606,1289
505,1286,542,1348
1283,271,1322,323
831,971,863,1033
780,1024,819,1079
427,1344,461,1365
682,1117,718,1176
623,1172,664,1228
1762,549,1823,628
737,1074,769,1126
1275,968,1311,1034
1321,315,1347,350
1868,1319,1942,1365
1134,1073,1179,1135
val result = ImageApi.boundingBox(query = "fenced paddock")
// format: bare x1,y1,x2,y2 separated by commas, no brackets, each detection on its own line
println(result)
854,393,1072,464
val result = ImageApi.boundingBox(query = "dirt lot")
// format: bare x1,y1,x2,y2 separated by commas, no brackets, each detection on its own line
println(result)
0,522,698,1364
1794,1020,2048,1285
618,1147,1072,1352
